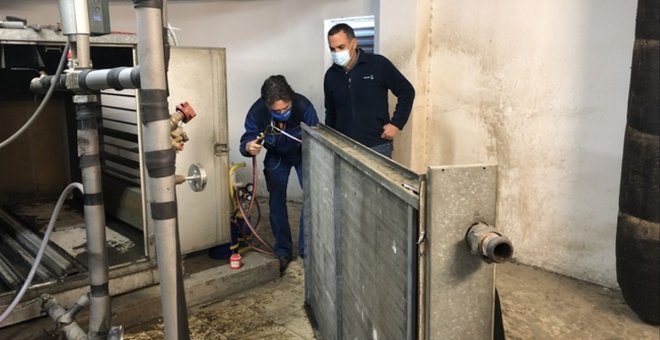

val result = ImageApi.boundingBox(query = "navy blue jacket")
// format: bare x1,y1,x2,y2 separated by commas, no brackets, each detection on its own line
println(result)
324,49,415,147
240,93,319,157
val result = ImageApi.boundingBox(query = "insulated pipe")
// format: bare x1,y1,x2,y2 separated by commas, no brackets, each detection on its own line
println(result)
74,94,111,340
62,2,112,332
29,74,68,94
134,1,190,339
465,222,514,264
30,67,141,94
79,67,141,91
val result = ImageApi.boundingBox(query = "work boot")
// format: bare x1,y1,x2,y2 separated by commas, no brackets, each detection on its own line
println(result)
278,256,291,274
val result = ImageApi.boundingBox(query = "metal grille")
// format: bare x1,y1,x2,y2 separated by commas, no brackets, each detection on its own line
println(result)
303,124,420,340
354,27,375,53
99,89,140,185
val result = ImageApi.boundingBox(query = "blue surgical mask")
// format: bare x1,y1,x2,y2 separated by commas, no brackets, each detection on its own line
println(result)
271,108,292,122
331,50,351,67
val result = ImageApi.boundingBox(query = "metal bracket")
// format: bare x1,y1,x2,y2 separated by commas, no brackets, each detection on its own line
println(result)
214,143,230,156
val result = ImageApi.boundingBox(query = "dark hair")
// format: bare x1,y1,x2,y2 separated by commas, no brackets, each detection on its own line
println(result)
261,75,294,106
328,23,355,40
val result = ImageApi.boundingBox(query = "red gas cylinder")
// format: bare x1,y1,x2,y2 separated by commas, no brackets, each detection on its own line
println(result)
229,253,242,270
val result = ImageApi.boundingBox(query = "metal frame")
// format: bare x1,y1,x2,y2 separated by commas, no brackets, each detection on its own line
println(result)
303,124,420,340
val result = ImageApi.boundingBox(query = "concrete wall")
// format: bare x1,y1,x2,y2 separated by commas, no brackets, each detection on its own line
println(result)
1,0,376,200
379,0,636,288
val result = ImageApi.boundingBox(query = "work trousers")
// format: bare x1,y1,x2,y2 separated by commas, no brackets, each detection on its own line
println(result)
370,142,393,158
263,152,304,259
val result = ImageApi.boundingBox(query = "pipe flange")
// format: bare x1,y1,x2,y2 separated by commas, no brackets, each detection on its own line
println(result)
187,163,207,192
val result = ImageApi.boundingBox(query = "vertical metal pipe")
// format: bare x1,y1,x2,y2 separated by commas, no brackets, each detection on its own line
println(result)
75,34,91,69
75,95,111,340
133,1,190,339
61,0,111,336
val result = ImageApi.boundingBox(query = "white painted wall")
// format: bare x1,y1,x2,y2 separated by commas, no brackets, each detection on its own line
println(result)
379,0,636,288
1,0,376,200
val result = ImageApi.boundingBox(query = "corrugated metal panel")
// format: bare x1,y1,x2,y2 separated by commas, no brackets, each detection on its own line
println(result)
303,137,339,337
303,125,420,340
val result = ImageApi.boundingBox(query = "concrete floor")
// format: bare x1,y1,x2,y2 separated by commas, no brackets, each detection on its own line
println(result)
122,200,659,340
121,258,659,339
2,199,654,339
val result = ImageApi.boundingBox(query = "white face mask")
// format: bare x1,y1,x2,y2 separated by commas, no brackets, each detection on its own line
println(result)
331,49,351,67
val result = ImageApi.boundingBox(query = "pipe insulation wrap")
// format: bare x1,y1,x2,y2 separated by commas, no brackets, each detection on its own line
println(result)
30,75,67,93
140,89,169,123
80,67,141,91
145,149,176,178
151,201,178,220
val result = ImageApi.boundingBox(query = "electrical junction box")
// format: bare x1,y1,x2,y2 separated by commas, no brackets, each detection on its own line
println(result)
88,0,110,36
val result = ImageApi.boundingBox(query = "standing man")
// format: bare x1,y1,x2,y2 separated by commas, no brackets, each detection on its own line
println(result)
324,23,415,158
240,75,319,273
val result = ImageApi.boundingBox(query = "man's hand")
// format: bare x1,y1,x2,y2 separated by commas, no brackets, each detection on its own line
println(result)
246,139,263,156
381,123,399,140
